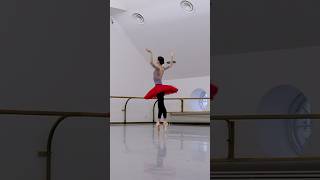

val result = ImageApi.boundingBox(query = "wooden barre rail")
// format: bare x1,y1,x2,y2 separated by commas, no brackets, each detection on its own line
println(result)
0,109,109,180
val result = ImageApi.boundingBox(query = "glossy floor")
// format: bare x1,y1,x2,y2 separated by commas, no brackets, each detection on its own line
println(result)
110,124,210,180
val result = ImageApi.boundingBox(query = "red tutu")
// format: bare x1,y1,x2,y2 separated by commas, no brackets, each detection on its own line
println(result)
211,83,218,99
144,84,178,99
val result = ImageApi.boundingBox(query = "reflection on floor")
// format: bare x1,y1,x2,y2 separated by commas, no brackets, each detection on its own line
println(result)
110,124,210,180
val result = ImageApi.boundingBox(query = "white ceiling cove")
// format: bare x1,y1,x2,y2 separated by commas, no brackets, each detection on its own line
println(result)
213,0,320,55
111,0,210,79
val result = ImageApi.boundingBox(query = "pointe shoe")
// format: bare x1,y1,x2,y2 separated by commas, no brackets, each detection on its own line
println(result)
155,122,161,127
163,121,169,130
162,120,169,125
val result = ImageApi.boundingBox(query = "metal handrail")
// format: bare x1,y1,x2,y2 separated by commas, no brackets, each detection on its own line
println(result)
0,109,109,180
169,111,210,115
0,109,109,117
110,96,210,123
111,96,211,100
211,114,320,120
211,113,320,161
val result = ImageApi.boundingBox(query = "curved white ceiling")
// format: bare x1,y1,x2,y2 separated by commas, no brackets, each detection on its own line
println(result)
112,0,210,79
213,0,320,55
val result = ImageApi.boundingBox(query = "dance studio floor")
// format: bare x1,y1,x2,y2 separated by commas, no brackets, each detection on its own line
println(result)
110,124,210,180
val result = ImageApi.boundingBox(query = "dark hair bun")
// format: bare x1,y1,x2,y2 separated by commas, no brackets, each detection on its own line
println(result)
158,56,164,65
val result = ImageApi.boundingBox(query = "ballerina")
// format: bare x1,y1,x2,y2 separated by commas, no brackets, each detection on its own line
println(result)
144,49,178,128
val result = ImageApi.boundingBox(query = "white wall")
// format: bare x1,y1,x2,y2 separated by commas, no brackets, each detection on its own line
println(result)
212,46,320,158
0,0,107,179
213,47,320,114
165,76,210,123
166,76,210,111
110,21,154,122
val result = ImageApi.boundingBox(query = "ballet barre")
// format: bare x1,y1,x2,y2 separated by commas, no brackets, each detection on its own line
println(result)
0,109,109,180
110,96,210,123
211,114,320,177
211,114,320,161
169,111,210,116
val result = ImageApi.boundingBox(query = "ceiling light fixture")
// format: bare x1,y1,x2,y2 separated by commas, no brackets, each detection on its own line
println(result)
132,13,145,24
180,0,194,12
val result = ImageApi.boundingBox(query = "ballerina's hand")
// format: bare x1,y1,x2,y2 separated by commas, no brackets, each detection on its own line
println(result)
145,48,152,53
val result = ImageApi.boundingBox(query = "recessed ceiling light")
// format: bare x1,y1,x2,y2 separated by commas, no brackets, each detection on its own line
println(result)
132,13,144,24
180,0,194,12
